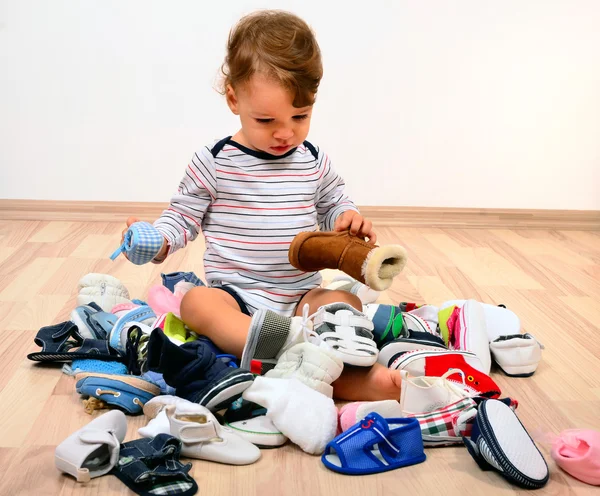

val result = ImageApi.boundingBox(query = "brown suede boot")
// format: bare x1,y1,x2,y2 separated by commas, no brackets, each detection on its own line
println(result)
288,231,407,291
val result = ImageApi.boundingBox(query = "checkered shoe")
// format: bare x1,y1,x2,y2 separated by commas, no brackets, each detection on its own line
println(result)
110,222,164,265
406,397,478,447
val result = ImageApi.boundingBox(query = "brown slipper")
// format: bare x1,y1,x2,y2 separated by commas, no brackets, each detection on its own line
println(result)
288,231,407,291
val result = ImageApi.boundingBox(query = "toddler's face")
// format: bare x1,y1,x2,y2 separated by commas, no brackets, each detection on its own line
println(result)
227,74,313,155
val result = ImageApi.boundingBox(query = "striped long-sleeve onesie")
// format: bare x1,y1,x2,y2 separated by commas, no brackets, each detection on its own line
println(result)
154,136,358,317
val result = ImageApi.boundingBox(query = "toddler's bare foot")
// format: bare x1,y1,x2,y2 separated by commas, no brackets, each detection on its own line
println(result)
332,362,401,401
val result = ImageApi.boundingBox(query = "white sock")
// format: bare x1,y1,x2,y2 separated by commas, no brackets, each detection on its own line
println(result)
138,409,170,438
242,377,337,455
326,275,380,304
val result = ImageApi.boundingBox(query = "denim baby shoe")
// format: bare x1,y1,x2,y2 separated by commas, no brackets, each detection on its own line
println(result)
111,434,197,496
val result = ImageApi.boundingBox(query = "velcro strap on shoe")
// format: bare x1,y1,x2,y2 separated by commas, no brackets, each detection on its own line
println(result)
316,310,374,332
78,429,121,449
34,321,80,352
176,420,220,444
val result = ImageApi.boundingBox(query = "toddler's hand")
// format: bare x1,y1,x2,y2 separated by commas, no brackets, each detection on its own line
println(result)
334,211,377,245
121,216,140,242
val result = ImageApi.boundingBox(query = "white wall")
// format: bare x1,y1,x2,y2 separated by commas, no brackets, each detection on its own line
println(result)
1,0,599,210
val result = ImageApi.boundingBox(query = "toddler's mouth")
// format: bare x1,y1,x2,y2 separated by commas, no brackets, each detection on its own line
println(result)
270,144,292,154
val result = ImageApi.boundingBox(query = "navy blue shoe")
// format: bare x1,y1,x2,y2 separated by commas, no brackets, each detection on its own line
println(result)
147,329,253,412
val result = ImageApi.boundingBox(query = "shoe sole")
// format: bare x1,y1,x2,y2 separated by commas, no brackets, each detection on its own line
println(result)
479,399,549,487
331,347,378,367
497,365,536,377
225,420,288,448
201,372,255,412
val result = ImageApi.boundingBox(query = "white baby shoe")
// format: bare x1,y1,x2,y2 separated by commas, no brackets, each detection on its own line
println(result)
166,404,261,465
55,410,127,482
265,342,343,397
77,273,131,312
400,369,471,415
446,300,492,374
490,333,543,377
139,398,261,465
441,299,521,342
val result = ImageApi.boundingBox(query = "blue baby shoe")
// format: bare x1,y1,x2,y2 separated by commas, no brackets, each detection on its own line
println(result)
110,222,164,265
76,372,160,415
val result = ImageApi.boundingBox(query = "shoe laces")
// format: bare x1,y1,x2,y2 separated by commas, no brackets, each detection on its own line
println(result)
300,303,319,343
300,303,340,351
440,368,475,397
125,326,149,375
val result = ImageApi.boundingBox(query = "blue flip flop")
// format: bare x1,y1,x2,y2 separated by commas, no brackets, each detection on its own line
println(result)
322,413,426,475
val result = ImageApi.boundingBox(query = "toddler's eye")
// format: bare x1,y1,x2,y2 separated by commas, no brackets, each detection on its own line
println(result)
293,114,308,121
255,118,274,124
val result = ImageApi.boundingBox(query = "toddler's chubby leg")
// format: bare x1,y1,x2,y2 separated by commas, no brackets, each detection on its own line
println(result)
294,287,401,401
294,287,362,315
332,362,402,401
180,287,251,357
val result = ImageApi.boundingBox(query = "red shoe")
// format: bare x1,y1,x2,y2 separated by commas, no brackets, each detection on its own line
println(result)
389,349,501,398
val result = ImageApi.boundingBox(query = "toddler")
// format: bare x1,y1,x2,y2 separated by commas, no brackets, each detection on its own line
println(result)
125,10,400,400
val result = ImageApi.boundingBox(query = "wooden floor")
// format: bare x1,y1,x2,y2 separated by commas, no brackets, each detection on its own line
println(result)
0,220,599,495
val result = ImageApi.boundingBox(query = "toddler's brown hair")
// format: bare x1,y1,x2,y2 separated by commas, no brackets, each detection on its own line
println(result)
221,10,323,108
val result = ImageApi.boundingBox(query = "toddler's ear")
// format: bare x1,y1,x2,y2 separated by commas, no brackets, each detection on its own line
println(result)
226,84,240,115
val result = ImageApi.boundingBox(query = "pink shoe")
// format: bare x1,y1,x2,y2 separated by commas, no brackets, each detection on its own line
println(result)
147,285,183,318
551,429,600,486
338,400,403,432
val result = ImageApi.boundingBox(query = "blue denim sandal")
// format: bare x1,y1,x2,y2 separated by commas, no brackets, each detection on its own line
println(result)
111,434,197,496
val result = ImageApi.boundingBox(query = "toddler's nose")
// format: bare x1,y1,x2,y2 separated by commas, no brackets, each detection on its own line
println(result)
273,127,293,141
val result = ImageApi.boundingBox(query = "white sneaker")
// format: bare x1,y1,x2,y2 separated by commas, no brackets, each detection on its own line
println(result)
400,369,471,415
445,300,492,374
490,333,543,377
310,302,378,367
441,300,521,342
